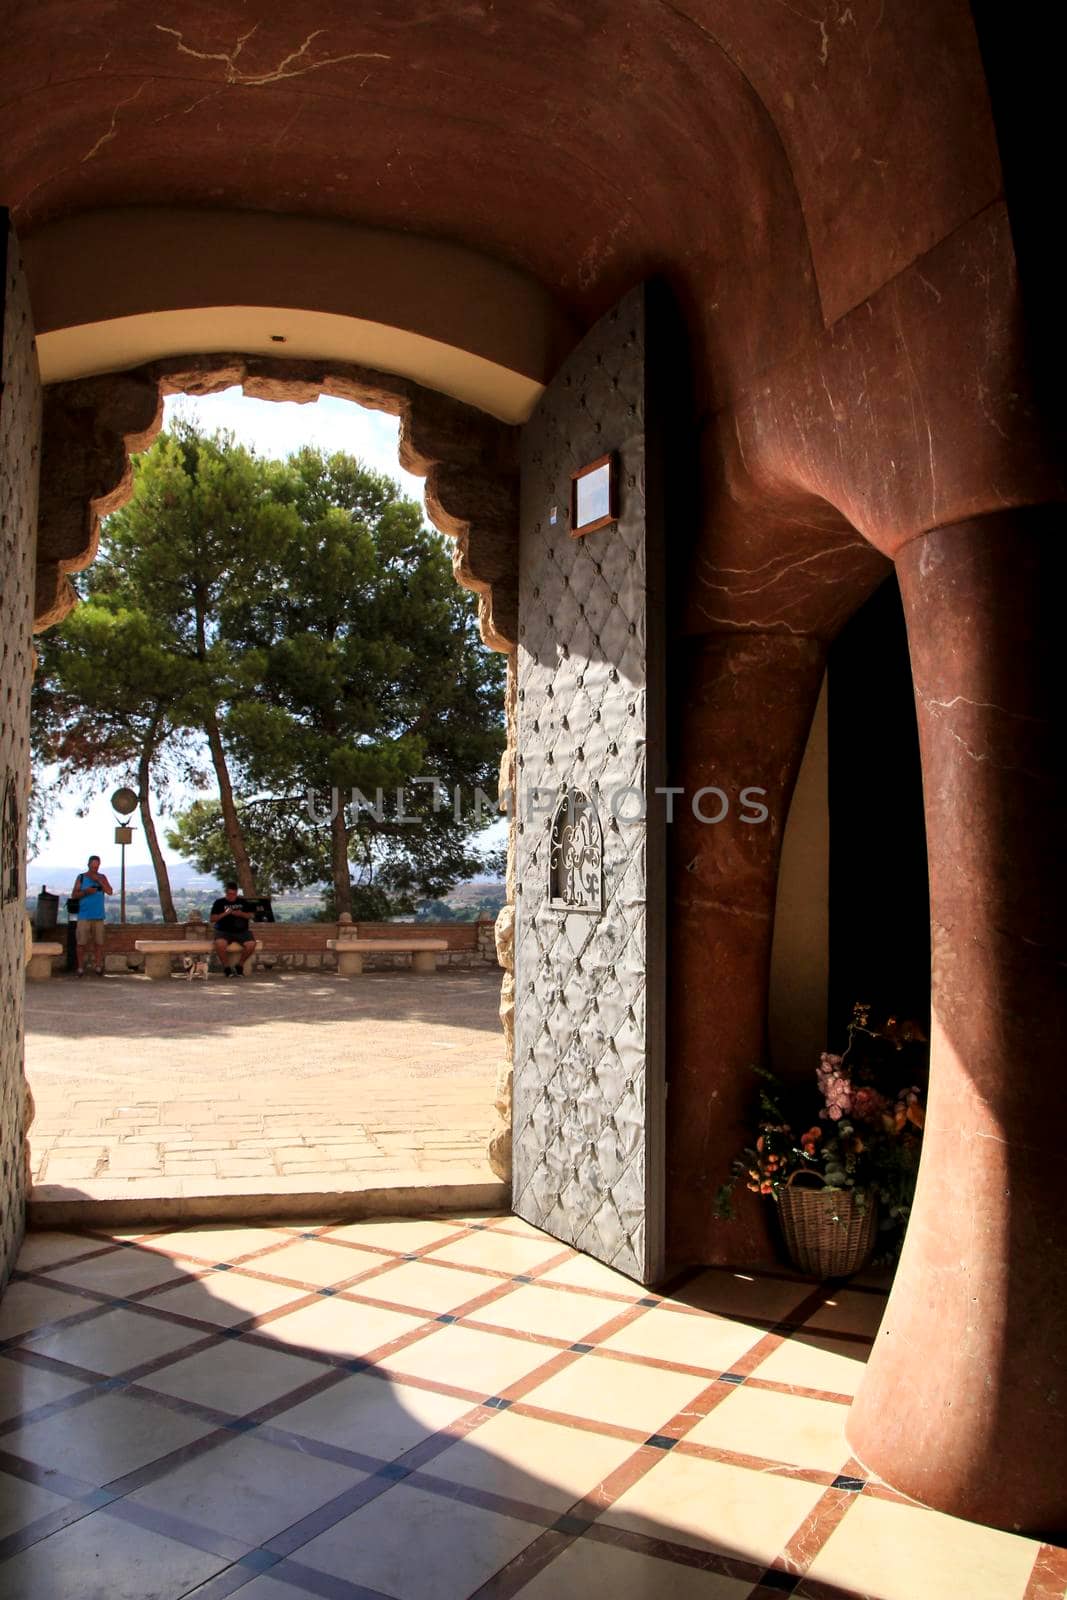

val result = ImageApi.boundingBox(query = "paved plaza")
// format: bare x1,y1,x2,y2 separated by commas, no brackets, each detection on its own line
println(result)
24,969,502,1205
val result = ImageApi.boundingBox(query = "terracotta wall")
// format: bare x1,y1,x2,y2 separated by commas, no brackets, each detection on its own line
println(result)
0,221,40,1286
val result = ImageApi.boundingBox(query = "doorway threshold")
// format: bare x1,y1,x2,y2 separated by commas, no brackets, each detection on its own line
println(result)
28,1166,508,1231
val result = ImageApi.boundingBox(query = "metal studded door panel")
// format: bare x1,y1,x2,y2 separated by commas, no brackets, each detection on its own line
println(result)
512,285,666,1285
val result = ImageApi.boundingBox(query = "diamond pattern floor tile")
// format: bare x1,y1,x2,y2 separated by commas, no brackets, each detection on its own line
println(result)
127,1432,365,1546
0,1217,1051,1600
291,1480,542,1600
3,1389,215,1486
0,1506,228,1600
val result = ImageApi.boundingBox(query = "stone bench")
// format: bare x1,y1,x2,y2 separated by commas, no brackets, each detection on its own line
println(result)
134,939,263,979
325,938,448,977
27,942,64,981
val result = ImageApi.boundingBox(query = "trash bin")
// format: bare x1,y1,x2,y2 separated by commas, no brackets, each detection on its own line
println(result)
35,888,59,935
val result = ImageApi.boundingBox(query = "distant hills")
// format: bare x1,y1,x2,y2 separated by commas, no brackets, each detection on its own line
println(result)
444,877,506,903
26,865,505,896
26,862,216,892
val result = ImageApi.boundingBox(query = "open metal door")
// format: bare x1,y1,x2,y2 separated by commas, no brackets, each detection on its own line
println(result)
512,284,667,1285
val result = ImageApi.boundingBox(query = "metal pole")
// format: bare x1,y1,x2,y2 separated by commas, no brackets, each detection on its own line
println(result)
111,793,137,928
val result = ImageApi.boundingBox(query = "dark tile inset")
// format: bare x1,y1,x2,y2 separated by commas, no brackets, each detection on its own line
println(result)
719,1372,746,1385
237,1547,284,1571
570,1342,594,1353
831,1473,867,1492
753,1569,801,1593
485,1396,513,1410
554,1513,594,1536
645,1434,677,1451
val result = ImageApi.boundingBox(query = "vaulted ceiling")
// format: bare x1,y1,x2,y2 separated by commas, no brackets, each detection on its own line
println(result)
2,0,999,405
5,2,1023,636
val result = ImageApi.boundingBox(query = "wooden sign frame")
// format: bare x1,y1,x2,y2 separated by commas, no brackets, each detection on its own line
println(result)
570,452,617,538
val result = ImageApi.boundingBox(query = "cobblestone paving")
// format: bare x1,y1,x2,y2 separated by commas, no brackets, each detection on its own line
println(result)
24,969,500,1192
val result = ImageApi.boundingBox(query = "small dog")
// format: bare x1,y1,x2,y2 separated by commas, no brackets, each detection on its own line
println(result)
182,953,210,981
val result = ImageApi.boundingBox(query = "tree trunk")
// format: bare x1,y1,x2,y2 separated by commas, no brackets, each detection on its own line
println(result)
204,709,256,895
330,802,352,917
137,744,177,924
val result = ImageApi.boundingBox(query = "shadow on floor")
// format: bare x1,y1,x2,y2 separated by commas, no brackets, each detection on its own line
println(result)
0,1214,971,1600
24,968,504,1042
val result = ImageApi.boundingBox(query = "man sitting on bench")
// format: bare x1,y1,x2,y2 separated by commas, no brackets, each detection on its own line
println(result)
209,882,257,977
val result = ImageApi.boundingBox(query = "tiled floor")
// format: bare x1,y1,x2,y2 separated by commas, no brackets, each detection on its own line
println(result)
0,1214,1063,1600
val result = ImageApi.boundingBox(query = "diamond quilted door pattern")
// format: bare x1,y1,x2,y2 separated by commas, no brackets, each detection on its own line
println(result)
512,284,666,1285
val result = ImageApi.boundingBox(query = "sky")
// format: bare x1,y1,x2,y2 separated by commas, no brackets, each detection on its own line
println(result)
28,387,498,879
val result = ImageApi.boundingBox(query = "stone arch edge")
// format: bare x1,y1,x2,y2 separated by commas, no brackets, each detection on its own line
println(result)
32,352,519,655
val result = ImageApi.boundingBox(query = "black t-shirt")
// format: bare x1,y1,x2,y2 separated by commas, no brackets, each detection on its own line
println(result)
211,897,255,938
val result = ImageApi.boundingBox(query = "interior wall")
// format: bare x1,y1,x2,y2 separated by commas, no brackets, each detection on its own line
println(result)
827,575,930,1044
768,675,829,1082
0,219,41,1286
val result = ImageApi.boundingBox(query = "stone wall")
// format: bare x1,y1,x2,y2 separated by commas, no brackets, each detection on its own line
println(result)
487,653,517,1181
0,224,40,1287
76,919,499,974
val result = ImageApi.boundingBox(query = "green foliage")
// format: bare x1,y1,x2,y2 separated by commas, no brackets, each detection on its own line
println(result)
35,419,507,911
314,884,397,923
29,591,201,889
214,445,506,906
414,898,459,922
164,798,329,895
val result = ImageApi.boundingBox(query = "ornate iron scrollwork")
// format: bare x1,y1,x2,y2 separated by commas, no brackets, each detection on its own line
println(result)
0,773,19,908
548,788,603,914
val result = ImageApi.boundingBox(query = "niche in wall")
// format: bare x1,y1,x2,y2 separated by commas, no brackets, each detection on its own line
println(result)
826,574,930,1046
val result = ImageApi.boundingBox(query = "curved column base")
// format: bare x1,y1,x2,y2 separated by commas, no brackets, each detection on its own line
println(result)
846,511,1066,1538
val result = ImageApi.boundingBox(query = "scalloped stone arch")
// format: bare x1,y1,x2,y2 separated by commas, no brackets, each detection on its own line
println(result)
33,351,519,654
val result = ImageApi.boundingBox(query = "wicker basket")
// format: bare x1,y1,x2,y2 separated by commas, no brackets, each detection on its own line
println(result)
777,1175,878,1278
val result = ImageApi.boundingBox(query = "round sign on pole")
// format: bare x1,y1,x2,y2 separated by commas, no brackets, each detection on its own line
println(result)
111,787,138,817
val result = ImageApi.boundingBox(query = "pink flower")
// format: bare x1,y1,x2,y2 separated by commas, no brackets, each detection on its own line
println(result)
816,1054,852,1120
852,1086,890,1126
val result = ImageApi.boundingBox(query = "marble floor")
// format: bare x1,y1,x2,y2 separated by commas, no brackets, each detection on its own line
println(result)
0,1213,1062,1600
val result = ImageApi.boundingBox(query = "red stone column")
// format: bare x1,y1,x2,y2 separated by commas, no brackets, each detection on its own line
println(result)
848,509,1066,1537
667,632,826,1267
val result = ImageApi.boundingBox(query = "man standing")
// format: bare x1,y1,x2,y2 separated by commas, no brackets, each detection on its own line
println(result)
209,882,257,976
70,854,113,977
